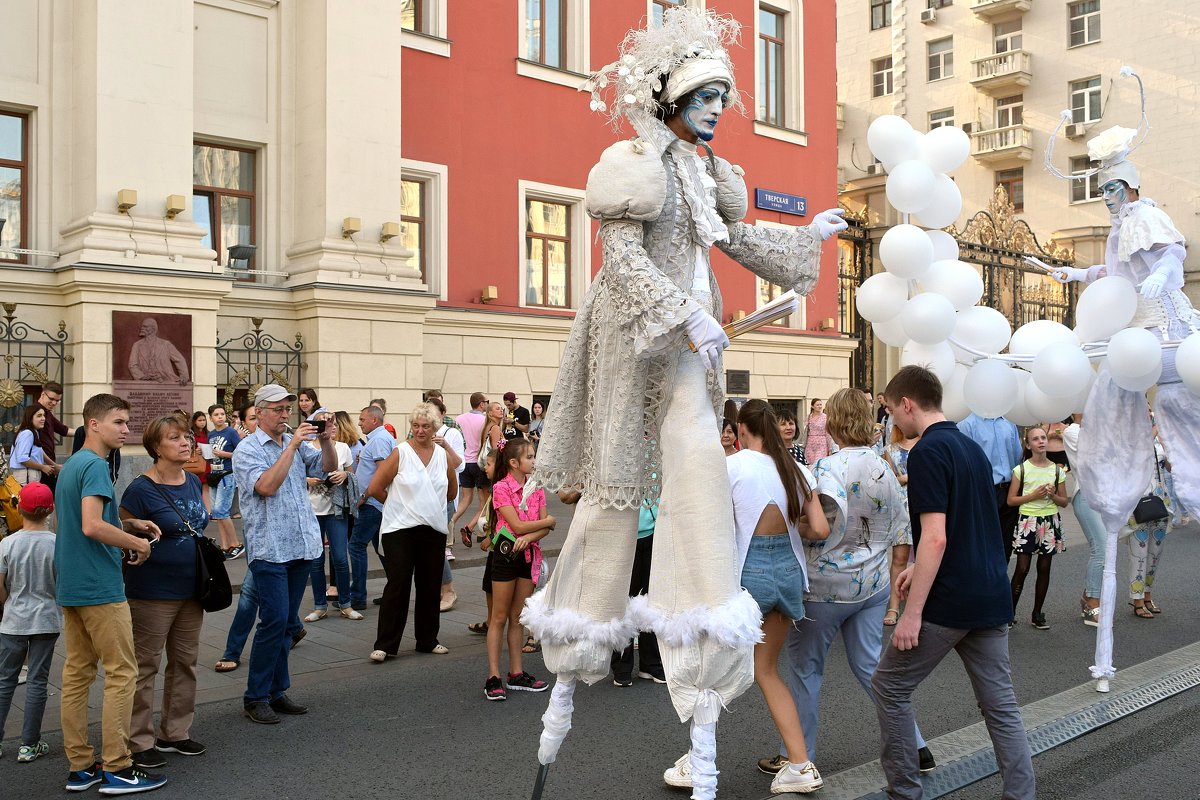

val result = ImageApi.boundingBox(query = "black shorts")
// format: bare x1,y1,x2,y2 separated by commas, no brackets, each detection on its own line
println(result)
461,463,489,489
489,549,533,583
482,550,493,594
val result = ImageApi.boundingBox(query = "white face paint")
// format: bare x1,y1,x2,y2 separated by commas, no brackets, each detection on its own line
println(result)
1102,180,1130,214
681,81,729,142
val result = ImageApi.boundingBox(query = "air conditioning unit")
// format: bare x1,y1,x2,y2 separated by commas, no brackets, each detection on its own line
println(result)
1065,123,1085,139
961,122,976,134
866,163,883,176
920,8,936,23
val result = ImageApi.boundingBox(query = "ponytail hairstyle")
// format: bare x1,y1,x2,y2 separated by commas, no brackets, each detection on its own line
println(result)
737,399,812,526
492,437,535,487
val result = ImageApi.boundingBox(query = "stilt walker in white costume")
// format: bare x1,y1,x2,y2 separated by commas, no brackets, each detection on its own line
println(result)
518,8,846,799
1041,68,1200,692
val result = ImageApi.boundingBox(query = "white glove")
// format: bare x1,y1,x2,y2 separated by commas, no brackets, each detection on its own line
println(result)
709,157,748,222
1047,265,1092,284
813,208,848,241
684,308,729,372
1142,250,1184,299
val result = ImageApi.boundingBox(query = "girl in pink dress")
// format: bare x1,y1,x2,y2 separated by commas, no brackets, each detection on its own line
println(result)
801,399,834,466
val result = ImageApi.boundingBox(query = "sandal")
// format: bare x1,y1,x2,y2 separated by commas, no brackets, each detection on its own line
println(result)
468,621,489,635
460,526,473,548
522,635,541,654
214,659,239,673
883,608,901,627
1144,599,1162,614
1131,602,1154,619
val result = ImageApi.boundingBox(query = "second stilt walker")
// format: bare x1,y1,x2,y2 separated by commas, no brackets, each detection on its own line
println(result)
519,8,846,800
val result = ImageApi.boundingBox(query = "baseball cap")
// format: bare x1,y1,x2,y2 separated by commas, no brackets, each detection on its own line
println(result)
254,384,297,406
18,481,55,513
503,392,517,402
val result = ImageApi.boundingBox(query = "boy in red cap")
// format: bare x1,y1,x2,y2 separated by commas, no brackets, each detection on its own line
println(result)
0,481,61,763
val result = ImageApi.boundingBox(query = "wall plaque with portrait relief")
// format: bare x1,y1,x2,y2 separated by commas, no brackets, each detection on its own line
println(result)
112,311,194,438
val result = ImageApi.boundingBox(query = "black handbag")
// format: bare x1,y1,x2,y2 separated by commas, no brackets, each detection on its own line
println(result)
149,479,233,612
1132,458,1170,524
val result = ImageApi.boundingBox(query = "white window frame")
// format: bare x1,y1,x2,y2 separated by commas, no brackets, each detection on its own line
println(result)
996,94,1023,128
1070,76,1102,124
929,108,954,129
1069,156,1102,204
927,37,953,82
872,56,894,98
401,0,450,58
753,0,806,146
401,158,449,300
753,220,807,331
647,0,705,26
517,180,590,311
516,0,591,89
993,19,1022,54
1068,0,1100,48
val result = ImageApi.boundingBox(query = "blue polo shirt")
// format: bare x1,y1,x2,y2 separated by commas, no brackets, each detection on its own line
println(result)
355,425,397,512
907,421,1012,629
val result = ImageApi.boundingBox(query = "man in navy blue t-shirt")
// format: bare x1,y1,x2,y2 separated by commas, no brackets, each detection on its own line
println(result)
871,366,1033,800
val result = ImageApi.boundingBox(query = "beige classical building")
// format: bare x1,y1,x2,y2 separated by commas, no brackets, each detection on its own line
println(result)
835,0,1200,387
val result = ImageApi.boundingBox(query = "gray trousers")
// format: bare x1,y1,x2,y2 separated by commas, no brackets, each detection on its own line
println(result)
0,632,59,745
871,621,1034,800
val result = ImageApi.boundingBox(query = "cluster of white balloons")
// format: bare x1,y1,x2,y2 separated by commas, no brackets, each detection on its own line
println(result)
857,115,1200,423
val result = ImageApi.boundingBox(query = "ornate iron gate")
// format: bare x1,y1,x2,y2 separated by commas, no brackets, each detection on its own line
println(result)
215,317,304,414
836,211,873,390
0,303,70,448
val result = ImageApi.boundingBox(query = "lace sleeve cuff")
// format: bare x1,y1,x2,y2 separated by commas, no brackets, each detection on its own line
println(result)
718,221,822,296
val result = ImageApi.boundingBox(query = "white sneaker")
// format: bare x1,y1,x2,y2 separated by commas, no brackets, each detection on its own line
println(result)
340,607,364,620
369,650,388,663
663,752,692,788
770,761,823,794
440,591,458,612
446,547,455,561
303,608,328,622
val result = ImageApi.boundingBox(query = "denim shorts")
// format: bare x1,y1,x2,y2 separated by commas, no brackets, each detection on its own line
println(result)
211,473,236,520
740,534,806,621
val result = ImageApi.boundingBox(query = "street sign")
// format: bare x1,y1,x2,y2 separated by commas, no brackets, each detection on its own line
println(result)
754,188,807,217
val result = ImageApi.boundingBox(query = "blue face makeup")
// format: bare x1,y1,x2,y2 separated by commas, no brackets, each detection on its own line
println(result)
1101,180,1128,214
682,83,728,142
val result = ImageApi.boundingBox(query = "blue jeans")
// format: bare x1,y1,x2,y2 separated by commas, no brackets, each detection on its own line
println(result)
244,558,311,705
349,504,382,607
310,514,351,609
782,588,925,760
212,474,236,520
0,632,59,744
1074,490,1106,598
740,534,806,621
223,570,302,663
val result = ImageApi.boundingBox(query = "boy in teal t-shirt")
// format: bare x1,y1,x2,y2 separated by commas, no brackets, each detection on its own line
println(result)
54,394,166,795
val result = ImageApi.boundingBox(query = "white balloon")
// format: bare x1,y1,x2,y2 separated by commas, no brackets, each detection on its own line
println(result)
1007,370,1039,427
1106,327,1161,379
1025,382,1076,424
1074,276,1138,343
1031,341,1093,397
963,359,1018,419
901,293,958,345
880,224,935,279
873,315,910,347
953,307,1012,355
1110,360,1162,392
922,260,984,311
919,125,971,174
914,175,963,229
942,363,971,422
1009,320,1077,357
868,115,920,170
927,229,959,262
886,160,938,213
856,272,910,323
1177,333,1200,396
901,341,956,382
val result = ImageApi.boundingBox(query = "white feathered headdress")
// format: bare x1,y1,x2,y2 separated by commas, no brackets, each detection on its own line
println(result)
1044,67,1149,188
584,7,744,129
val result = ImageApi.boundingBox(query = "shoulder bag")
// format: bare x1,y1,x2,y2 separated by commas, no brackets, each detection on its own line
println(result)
1132,458,1170,525
147,478,233,612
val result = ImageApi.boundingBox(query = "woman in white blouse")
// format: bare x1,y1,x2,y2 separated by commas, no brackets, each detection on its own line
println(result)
367,403,461,662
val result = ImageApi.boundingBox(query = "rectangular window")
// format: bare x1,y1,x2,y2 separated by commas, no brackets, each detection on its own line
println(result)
193,142,256,272
995,168,1024,212
758,5,785,126
994,19,1022,53
929,108,954,129
401,0,422,32
0,111,28,263
928,0,951,7
996,94,1023,128
1070,156,1102,202
927,37,953,82
401,179,426,282
870,0,891,30
652,0,683,27
1069,0,1100,47
872,56,894,97
525,198,571,308
1070,76,1102,124
525,0,566,69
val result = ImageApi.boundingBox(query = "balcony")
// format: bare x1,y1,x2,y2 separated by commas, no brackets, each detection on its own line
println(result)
970,50,1032,94
971,0,1032,20
971,124,1033,163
